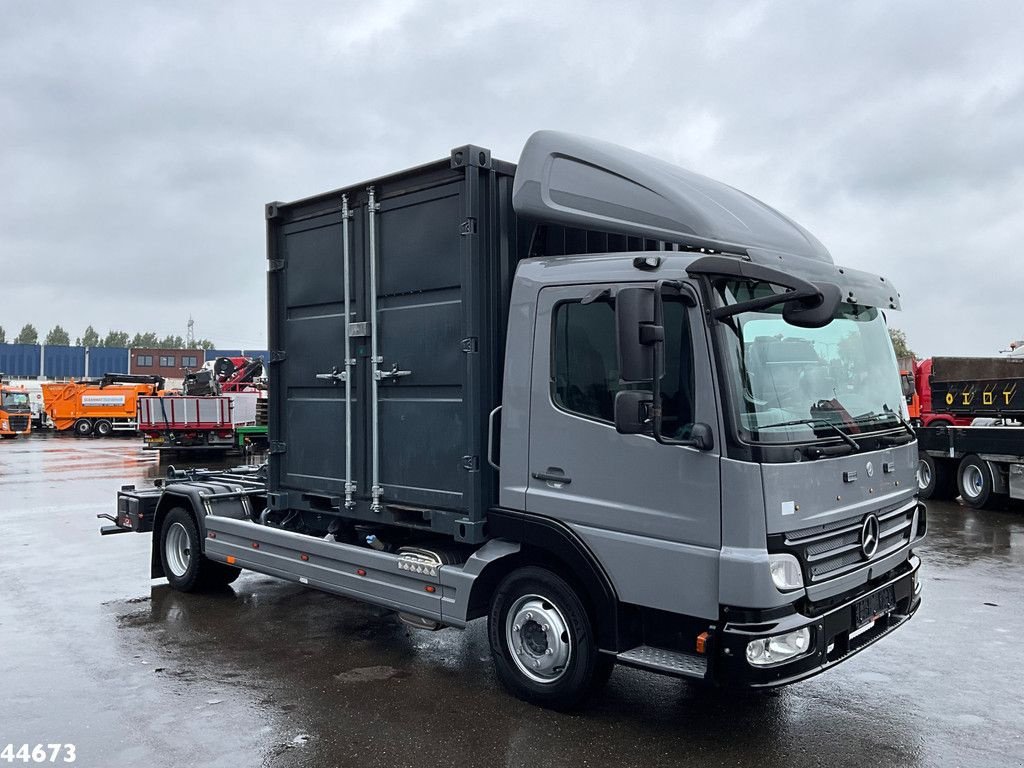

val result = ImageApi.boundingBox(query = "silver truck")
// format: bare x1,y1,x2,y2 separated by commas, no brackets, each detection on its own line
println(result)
104,131,924,709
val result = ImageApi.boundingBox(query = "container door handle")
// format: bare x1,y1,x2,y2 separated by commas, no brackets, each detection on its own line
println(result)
377,363,412,380
315,367,347,383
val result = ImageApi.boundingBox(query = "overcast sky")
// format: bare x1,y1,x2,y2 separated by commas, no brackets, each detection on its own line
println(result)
2,1,1022,356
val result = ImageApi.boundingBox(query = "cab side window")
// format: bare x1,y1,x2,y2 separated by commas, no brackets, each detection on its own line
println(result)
551,296,696,433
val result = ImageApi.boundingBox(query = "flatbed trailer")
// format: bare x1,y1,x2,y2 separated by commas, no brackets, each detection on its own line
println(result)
917,423,1024,508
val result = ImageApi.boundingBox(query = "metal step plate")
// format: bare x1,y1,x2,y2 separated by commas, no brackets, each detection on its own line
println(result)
616,645,708,678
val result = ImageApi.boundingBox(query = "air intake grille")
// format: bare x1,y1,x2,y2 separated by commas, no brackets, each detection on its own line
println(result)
781,502,916,583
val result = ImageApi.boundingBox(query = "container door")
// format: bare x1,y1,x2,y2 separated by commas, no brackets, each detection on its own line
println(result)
273,210,364,498
369,181,472,511
525,283,722,619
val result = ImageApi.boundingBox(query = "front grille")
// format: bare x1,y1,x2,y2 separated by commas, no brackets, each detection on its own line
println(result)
8,415,29,432
780,501,916,583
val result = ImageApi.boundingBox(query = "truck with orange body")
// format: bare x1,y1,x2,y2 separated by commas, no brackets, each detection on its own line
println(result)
42,374,164,436
0,378,32,438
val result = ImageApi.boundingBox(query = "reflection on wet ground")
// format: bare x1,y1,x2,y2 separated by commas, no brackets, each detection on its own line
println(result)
1,433,1022,767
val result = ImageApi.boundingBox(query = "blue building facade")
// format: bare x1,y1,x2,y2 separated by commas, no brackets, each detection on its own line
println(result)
0,344,266,378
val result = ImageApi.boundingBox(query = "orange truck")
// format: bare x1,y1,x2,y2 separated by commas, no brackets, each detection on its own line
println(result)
1,379,32,438
42,374,164,436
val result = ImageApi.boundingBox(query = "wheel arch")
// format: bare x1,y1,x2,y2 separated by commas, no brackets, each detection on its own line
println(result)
469,508,621,651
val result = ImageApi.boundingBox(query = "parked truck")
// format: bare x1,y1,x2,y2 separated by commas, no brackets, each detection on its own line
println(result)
102,131,924,708
0,377,32,438
916,356,1024,507
44,374,165,436
138,357,267,453
910,358,973,428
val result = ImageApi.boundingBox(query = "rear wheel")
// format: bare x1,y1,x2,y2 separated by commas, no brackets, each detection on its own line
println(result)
73,419,93,436
957,455,1005,510
159,507,241,592
917,454,957,500
488,566,608,710
93,419,113,437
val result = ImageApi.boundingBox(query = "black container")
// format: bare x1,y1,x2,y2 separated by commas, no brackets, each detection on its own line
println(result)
266,146,519,542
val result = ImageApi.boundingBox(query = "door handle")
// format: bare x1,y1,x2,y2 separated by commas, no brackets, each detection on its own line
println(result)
532,469,572,485
315,367,347,383
377,363,412,380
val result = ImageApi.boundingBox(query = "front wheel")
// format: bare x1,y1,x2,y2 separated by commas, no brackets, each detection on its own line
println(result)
488,566,608,710
159,507,241,592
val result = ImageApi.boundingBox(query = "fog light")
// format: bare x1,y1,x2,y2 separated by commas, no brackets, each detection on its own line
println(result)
746,628,812,667
768,553,804,592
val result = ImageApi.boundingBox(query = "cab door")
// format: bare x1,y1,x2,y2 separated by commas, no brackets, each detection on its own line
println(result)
524,282,722,619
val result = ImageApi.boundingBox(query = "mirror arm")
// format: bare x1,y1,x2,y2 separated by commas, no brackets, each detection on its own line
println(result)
709,286,819,321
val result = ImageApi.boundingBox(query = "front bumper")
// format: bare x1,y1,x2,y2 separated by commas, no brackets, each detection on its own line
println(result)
715,555,921,687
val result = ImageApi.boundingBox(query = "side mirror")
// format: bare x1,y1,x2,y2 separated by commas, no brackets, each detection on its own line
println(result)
616,287,660,382
686,422,715,451
782,282,843,328
900,372,915,398
614,390,653,434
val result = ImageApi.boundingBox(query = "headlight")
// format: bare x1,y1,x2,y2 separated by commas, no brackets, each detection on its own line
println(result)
768,553,804,592
1,420,7,430
746,628,812,667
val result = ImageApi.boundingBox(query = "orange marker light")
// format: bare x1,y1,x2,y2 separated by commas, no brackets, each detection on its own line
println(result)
425,585,436,593
356,568,367,577
251,542,260,549
208,532,216,539
300,553,309,562
696,631,710,654
226,556,236,565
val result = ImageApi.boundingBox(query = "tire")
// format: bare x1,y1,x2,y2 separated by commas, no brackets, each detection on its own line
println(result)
159,507,241,592
73,419,93,436
93,420,113,437
488,566,606,710
956,455,1005,510
917,454,957,500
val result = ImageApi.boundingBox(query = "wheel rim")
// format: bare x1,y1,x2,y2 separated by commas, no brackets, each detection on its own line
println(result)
164,522,192,577
505,593,572,684
917,459,932,491
962,464,984,498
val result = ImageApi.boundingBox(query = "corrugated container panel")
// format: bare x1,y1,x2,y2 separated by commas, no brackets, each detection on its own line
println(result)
43,346,86,379
0,344,41,377
87,347,130,376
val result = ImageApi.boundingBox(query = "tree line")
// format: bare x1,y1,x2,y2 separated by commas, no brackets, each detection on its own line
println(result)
0,323,215,350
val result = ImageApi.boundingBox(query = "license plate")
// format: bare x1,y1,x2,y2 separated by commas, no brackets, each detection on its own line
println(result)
853,585,896,628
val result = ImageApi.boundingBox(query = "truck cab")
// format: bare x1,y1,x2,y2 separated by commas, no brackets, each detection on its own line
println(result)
1,382,33,438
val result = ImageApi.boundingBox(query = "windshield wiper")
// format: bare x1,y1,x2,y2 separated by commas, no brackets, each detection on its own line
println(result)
754,417,860,450
882,404,915,437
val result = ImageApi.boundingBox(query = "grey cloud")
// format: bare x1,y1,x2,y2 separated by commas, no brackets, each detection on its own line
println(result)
1,0,1022,356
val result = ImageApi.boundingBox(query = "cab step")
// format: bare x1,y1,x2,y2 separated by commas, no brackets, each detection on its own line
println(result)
616,645,708,678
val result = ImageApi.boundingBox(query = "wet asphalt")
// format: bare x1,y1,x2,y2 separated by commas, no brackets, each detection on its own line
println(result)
1,434,1022,768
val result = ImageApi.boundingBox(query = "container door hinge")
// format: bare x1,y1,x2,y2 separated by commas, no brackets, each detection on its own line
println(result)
460,218,478,236
268,259,286,272
461,455,479,471
269,441,287,455
270,350,287,363
461,337,478,353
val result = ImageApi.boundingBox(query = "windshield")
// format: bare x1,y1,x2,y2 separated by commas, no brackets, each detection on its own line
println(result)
715,280,905,444
1,391,31,410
